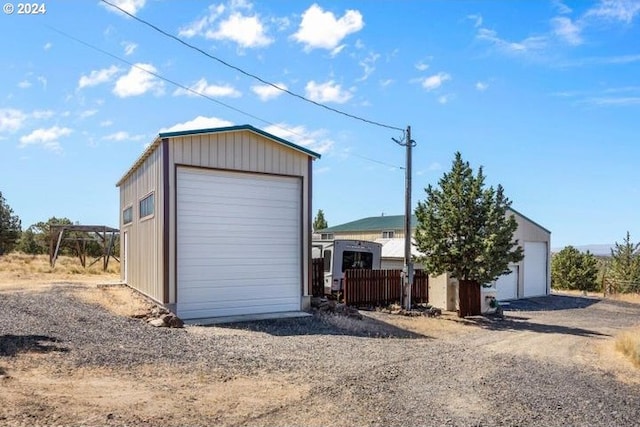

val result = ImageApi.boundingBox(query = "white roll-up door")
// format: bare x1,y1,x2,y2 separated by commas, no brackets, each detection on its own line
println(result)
176,167,301,319
523,242,548,297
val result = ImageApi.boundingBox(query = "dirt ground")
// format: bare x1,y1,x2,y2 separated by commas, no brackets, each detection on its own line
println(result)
1,273,640,426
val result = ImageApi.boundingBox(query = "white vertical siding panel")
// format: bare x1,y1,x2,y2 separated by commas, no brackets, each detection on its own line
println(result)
225,133,234,168
200,135,210,167
120,145,163,303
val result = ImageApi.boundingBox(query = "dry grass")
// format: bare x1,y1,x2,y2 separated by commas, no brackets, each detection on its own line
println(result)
0,252,120,291
553,288,640,304
616,328,640,368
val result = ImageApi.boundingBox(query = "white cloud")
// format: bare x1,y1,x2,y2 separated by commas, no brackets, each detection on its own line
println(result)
357,52,380,81
100,120,113,127
159,116,234,133
420,72,451,91
113,63,164,97
251,83,287,101
178,4,225,38
102,131,146,141
179,2,272,48
31,110,54,119
18,80,31,89
78,65,120,89
37,76,47,89
330,44,347,57
475,81,489,91
0,109,27,133
379,79,394,88
585,0,640,23
173,78,241,98
122,41,138,55
273,16,291,32
19,126,72,152
100,0,146,15
292,4,364,52
206,12,273,48
560,53,640,67
305,80,353,103
79,109,98,119
438,94,453,104
263,123,334,154
551,17,583,45
553,0,573,14
43,42,52,51
584,96,640,106
477,28,547,54
415,61,429,71
467,14,483,28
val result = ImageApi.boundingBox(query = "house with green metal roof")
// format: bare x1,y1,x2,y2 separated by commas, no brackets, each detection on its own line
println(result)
315,208,551,309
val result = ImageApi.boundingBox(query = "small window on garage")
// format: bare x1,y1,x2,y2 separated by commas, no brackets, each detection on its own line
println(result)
382,230,395,238
139,193,155,219
122,206,133,225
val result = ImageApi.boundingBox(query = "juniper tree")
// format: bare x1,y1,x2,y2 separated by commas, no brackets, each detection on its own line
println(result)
551,246,599,292
414,152,524,285
313,209,328,232
609,231,640,293
0,192,21,255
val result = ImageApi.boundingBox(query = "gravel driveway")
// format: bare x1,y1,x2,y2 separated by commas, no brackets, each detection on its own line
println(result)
1,284,640,426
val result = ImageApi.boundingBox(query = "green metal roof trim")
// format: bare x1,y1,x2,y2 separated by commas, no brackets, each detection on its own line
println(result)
318,208,551,235
159,124,321,159
116,124,320,187
318,215,417,233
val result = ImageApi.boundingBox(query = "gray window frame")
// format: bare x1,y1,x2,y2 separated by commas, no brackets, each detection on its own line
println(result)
139,192,155,220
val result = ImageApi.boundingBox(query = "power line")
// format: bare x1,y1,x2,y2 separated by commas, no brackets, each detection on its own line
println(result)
100,0,405,133
45,25,404,170
350,153,405,170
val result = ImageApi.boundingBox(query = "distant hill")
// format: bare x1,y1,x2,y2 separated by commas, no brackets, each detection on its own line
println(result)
551,244,614,256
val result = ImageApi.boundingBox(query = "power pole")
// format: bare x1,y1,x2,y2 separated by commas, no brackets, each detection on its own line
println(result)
394,126,415,311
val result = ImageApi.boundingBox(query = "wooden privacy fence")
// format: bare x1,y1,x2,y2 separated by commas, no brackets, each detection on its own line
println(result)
311,258,325,297
343,269,429,306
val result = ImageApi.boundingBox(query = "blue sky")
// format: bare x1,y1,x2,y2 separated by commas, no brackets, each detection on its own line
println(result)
1,0,639,248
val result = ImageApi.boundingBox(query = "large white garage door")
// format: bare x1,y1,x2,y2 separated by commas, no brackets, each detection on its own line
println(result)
176,167,301,319
495,266,518,301
523,242,548,297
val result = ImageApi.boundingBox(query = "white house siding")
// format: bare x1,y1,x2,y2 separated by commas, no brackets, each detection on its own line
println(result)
118,146,165,303
166,130,312,306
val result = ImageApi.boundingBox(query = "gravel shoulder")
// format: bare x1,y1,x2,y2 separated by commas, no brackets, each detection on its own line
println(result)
1,283,640,426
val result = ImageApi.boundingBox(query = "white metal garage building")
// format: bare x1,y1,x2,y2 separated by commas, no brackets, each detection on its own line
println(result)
116,125,320,321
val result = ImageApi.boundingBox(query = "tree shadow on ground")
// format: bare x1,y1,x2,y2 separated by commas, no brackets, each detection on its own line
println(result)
460,315,610,338
500,295,601,312
212,312,429,339
0,334,69,357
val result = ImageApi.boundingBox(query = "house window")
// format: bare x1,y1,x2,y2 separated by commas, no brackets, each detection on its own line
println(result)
320,233,334,240
122,206,133,225
382,230,395,238
342,251,374,272
139,193,155,219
